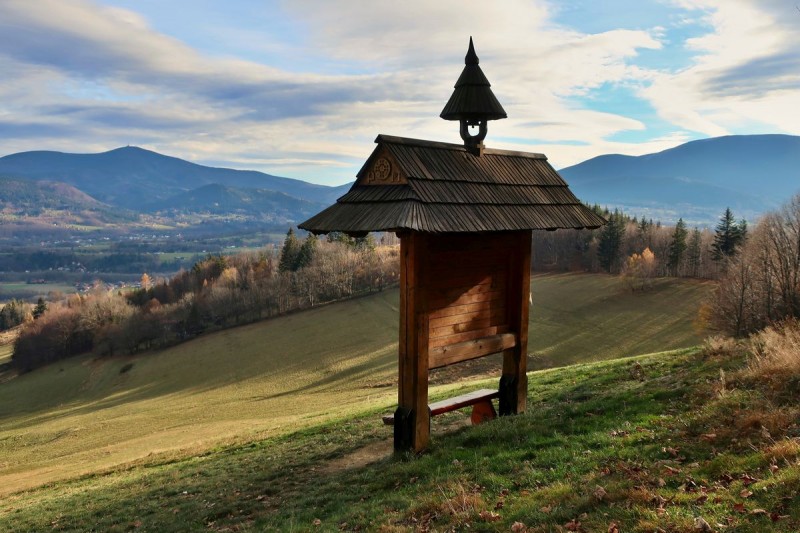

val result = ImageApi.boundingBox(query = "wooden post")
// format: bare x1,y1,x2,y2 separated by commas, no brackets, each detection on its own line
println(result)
395,231,430,452
500,230,531,415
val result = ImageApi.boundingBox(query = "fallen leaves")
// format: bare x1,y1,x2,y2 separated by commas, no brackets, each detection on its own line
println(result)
662,465,681,476
593,485,607,502
693,516,713,531
740,473,758,486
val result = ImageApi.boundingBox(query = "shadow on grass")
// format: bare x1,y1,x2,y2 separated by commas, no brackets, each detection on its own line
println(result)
1,350,712,532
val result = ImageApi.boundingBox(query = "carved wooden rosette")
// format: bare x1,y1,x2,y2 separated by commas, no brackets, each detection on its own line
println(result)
358,150,407,186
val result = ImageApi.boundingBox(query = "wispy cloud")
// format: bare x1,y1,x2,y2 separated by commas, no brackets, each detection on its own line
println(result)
0,0,796,183
641,0,800,137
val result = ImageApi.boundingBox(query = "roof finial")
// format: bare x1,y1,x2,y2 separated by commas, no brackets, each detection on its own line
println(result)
465,36,479,65
440,38,507,156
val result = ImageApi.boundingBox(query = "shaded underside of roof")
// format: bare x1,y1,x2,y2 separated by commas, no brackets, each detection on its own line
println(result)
299,135,605,234
301,202,603,233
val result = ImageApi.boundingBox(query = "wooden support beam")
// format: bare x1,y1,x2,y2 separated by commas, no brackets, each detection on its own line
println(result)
395,231,430,452
428,332,516,369
500,231,532,416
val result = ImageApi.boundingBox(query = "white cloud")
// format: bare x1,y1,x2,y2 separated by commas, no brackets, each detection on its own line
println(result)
641,0,800,136
4,0,793,185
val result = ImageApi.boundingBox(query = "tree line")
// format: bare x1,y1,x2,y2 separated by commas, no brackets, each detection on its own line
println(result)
708,195,800,336
532,205,747,280
12,232,399,371
11,201,780,371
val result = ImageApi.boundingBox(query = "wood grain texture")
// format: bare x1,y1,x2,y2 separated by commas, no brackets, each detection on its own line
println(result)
299,134,606,235
429,332,516,369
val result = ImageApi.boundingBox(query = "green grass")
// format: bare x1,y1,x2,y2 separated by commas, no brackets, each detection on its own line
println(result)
2,349,797,532
0,282,75,302
155,252,202,263
0,273,712,498
0,344,11,366
528,273,711,368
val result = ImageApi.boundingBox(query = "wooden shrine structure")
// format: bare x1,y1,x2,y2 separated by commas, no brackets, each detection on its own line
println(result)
300,38,605,452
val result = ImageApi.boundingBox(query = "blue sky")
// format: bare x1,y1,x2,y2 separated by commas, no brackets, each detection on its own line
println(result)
0,0,798,185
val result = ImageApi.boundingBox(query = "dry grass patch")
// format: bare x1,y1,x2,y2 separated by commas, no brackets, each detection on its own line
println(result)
764,438,800,464
398,480,488,531
702,335,741,358
747,319,800,382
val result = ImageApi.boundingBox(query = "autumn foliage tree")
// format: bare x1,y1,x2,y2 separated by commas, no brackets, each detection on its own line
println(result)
12,234,400,372
622,247,657,291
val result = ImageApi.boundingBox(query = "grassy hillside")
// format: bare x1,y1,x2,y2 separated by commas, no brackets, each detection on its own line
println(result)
2,348,798,532
528,273,709,368
0,273,712,496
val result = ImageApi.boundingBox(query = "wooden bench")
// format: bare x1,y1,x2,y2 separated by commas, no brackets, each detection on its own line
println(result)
383,388,499,426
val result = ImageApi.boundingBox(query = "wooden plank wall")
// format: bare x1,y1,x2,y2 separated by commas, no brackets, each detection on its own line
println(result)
424,233,518,369
395,230,532,451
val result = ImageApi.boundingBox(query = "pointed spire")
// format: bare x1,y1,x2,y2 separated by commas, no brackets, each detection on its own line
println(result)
440,38,507,154
465,36,479,65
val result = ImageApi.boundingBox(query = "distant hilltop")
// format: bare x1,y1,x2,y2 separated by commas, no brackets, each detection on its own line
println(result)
0,145,349,212
1,134,798,227
559,134,800,226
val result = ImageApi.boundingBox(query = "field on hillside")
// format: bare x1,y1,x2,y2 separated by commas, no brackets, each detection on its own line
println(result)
0,273,712,495
0,328,17,367
0,344,11,366
3,348,798,532
0,281,75,302
528,273,710,368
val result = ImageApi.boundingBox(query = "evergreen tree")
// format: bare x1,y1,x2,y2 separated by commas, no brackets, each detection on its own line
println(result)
735,218,748,243
32,297,47,319
667,218,688,276
0,300,26,330
295,234,318,270
597,210,625,273
278,228,301,272
637,218,653,249
354,234,377,252
712,208,746,261
326,231,353,246
687,228,702,278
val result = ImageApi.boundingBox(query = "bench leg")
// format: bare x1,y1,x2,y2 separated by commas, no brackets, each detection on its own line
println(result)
470,399,497,425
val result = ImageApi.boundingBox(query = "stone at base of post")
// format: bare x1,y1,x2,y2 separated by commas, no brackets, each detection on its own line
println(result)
393,406,413,451
394,406,432,452
499,373,528,416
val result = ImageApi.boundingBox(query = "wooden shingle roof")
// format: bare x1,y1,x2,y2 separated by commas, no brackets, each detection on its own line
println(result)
440,37,507,123
299,135,605,234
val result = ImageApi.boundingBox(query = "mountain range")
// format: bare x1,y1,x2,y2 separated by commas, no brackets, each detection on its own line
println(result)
0,146,351,232
559,134,800,225
0,134,797,232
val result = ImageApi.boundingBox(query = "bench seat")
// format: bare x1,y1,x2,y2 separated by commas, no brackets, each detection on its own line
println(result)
383,388,498,426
